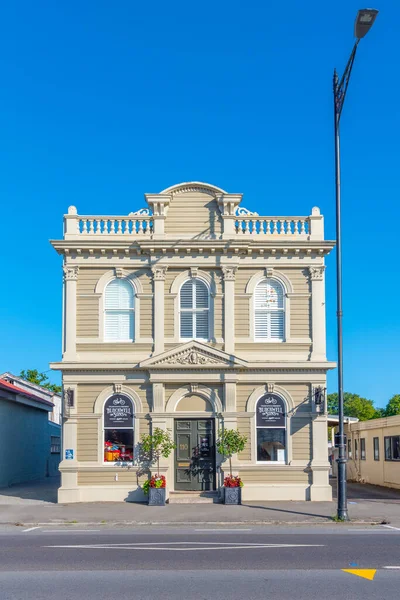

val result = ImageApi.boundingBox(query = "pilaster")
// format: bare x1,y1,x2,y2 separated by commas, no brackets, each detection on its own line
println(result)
309,266,326,361
63,264,79,360
152,266,168,354
310,412,332,501
222,266,237,354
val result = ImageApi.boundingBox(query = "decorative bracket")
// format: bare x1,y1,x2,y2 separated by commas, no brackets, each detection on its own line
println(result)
309,266,325,281
63,265,79,281
152,266,168,281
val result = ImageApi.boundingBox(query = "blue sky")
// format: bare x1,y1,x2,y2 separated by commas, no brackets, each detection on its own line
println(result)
0,1,398,408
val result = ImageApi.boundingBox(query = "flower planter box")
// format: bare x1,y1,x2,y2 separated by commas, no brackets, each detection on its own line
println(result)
223,486,241,505
148,487,166,506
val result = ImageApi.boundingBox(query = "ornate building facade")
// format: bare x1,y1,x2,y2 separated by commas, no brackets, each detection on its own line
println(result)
51,181,335,503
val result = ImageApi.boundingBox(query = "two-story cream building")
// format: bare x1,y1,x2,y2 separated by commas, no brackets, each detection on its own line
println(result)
51,181,335,503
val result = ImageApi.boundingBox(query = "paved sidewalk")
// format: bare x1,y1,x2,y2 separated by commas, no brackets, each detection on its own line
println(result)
1,477,400,526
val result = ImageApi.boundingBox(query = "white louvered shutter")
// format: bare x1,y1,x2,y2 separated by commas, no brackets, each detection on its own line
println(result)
104,279,134,341
195,280,209,339
180,279,209,340
180,280,194,338
254,279,284,340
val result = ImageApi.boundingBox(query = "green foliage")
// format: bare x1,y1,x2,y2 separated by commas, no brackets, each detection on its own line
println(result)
143,479,150,495
384,394,400,417
140,427,176,476
327,392,381,421
216,428,247,477
19,369,62,394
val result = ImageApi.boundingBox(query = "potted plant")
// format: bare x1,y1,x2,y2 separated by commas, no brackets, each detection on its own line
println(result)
141,427,176,506
216,428,247,505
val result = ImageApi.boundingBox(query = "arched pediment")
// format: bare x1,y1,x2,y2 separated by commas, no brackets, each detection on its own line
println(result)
160,181,227,196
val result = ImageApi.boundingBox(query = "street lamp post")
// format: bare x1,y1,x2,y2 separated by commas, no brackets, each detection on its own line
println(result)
333,8,378,521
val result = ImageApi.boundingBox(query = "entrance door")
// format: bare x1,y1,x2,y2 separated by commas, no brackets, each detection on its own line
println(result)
175,419,215,491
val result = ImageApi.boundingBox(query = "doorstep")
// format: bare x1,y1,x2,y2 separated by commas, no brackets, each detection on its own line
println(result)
169,491,221,504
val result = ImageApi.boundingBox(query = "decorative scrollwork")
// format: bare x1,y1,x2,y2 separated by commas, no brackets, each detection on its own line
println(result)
234,206,259,217
129,208,152,216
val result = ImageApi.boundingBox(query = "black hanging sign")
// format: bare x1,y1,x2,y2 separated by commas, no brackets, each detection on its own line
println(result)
256,394,285,428
104,395,134,428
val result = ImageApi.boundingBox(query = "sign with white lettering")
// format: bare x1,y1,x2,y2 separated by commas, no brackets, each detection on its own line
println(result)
104,395,134,428
65,449,74,460
256,394,285,428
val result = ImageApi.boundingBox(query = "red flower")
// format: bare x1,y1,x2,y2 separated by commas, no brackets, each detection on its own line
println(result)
224,476,243,488
149,475,166,488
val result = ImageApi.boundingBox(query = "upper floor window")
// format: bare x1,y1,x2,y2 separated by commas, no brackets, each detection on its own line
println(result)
180,279,209,340
254,278,285,341
104,279,135,341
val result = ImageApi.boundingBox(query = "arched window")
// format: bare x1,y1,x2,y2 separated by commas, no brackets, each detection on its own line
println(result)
103,394,134,463
104,279,134,341
256,394,286,463
179,279,209,340
254,278,285,341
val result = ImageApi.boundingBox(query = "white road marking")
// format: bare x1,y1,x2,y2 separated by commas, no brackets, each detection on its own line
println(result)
194,528,252,532
23,527,41,533
382,525,400,531
383,566,400,569
44,542,324,551
40,529,101,533
350,529,395,532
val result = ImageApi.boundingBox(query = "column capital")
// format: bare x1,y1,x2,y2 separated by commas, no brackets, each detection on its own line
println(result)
222,266,238,281
309,266,325,281
151,266,168,281
63,265,79,282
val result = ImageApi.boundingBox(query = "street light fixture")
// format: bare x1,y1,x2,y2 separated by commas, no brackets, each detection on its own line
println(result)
333,9,378,521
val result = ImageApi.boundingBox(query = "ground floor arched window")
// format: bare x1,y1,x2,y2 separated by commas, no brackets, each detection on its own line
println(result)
103,394,134,462
256,393,286,463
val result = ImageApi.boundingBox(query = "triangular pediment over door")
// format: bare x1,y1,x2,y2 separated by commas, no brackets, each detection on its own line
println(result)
139,340,247,369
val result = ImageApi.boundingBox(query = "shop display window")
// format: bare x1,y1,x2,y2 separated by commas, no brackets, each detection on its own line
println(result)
257,428,286,462
103,394,134,462
255,394,286,463
104,429,134,462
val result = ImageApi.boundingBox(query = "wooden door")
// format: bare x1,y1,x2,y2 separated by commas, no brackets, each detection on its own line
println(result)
175,419,215,491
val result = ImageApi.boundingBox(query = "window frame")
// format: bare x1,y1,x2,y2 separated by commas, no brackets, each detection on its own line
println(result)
373,437,380,461
347,438,352,459
354,439,359,460
104,278,135,343
255,394,287,465
102,394,135,465
384,435,400,462
179,277,210,342
360,437,366,460
50,436,61,454
253,277,286,342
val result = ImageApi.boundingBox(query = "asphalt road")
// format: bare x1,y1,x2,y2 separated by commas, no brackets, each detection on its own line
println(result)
1,526,400,599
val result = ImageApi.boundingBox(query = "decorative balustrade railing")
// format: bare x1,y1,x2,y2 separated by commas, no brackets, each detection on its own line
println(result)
63,206,322,240
75,216,153,235
235,216,310,236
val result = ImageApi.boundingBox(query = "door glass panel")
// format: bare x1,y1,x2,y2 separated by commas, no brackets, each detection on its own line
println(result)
177,434,190,459
198,434,211,457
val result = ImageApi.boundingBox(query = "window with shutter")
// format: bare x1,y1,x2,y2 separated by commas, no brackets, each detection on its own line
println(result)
104,279,135,341
179,279,209,340
254,279,285,341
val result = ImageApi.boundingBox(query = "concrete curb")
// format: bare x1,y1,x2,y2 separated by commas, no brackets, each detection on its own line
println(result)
5,519,386,527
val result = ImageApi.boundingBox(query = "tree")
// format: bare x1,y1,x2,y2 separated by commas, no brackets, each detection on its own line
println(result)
384,394,400,417
19,369,62,394
140,428,176,476
327,392,380,421
216,428,247,477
